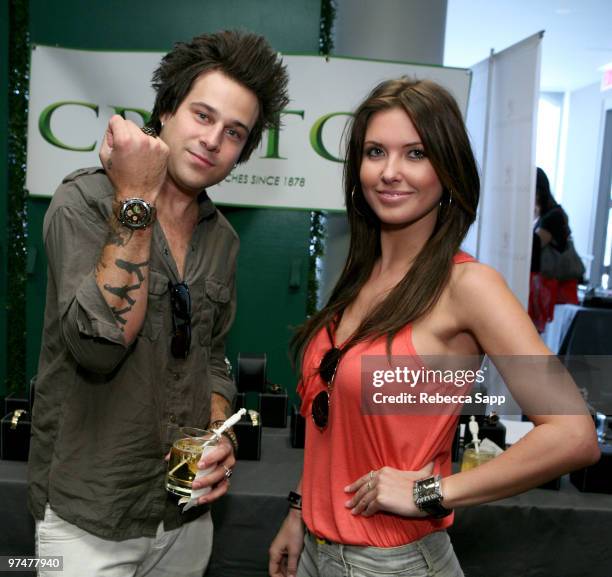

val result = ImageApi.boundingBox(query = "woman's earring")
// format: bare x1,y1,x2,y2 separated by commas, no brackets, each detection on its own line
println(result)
440,189,453,208
351,186,364,217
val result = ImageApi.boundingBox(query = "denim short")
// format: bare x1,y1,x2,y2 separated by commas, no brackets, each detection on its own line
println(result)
297,530,464,577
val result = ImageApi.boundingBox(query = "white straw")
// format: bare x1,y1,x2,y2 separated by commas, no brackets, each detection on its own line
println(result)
212,408,246,436
169,409,246,476
201,408,246,450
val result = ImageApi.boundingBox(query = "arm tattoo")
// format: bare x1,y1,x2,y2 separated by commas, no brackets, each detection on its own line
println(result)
110,305,130,328
103,283,140,306
102,258,149,328
116,258,148,282
106,221,134,247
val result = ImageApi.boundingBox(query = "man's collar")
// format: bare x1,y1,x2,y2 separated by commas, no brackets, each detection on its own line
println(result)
197,189,217,221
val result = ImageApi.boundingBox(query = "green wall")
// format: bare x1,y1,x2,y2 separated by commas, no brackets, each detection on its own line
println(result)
24,0,321,404
29,0,320,52
222,208,310,390
0,0,8,395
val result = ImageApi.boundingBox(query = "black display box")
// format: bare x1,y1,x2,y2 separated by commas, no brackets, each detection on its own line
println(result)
236,353,267,393
290,404,305,449
1,409,31,461
4,393,29,415
236,390,288,428
570,442,612,494
479,416,506,449
259,389,288,428
234,410,262,461
2,382,35,462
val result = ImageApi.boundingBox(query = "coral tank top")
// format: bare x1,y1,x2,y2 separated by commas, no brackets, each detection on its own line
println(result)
298,252,475,547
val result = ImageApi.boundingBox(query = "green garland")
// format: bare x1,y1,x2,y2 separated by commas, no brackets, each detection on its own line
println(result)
319,0,337,56
306,212,327,316
307,0,337,316
6,0,29,393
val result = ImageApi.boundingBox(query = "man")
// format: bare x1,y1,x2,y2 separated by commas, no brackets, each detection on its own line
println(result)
28,30,289,576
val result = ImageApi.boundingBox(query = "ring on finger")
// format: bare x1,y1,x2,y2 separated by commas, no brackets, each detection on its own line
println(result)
223,465,233,479
367,470,376,491
141,125,158,138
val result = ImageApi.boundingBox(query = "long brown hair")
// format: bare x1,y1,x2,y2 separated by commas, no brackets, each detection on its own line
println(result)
292,78,480,363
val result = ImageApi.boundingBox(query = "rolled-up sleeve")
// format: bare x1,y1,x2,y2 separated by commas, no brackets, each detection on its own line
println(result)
45,199,129,374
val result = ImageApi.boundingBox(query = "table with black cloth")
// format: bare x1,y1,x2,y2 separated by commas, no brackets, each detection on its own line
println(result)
542,304,612,355
2,428,612,577
559,305,612,356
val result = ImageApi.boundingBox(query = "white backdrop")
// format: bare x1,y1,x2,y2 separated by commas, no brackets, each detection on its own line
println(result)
465,34,543,418
26,45,471,210
467,33,542,307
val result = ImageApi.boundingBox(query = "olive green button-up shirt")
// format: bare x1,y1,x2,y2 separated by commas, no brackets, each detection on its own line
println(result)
28,167,238,540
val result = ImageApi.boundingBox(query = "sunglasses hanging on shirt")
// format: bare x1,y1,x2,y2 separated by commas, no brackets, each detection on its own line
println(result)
169,281,191,359
312,324,345,431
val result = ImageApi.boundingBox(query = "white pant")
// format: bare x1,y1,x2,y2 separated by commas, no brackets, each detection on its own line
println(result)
36,504,213,577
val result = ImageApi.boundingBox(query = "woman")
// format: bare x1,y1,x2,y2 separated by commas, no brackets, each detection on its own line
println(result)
529,167,582,332
269,79,599,577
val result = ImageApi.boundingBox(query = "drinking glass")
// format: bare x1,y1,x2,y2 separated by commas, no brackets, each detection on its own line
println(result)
460,443,496,472
165,427,219,497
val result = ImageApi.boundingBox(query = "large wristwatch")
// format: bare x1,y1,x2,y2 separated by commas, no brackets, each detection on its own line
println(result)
413,475,453,518
117,198,156,230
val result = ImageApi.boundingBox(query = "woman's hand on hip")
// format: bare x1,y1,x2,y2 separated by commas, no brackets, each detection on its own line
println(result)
344,461,434,518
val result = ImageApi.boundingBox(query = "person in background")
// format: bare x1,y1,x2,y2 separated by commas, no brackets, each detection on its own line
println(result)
269,79,599,577
29,30,288,577
529,167,581,332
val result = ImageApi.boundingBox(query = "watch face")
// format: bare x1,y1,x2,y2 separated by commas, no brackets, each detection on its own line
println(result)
120,199,153,229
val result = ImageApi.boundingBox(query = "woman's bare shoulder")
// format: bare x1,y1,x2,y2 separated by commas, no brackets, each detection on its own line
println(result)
448,260,548,355
449,260,507,299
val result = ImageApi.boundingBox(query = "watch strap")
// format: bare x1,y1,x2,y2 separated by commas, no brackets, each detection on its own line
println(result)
287,490,302,510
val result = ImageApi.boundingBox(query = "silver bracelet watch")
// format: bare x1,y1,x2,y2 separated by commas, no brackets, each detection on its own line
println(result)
413,475,453,518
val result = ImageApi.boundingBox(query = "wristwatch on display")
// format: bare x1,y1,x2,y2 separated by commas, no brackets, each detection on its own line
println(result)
413,475,453,519
116,198,156,230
